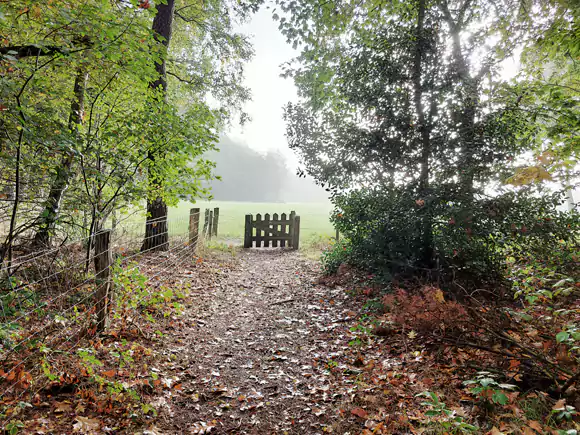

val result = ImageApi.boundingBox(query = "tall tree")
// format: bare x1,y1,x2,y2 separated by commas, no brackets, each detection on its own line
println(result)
141,0,177,252
1,0,227,260
32,67,88,246
281,0,529,273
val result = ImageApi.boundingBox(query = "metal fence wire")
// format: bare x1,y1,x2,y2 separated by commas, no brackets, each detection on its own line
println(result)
0,212,201,403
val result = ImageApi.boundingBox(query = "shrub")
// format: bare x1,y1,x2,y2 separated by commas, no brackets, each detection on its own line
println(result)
382,286,469,334
329,187,580,289
321,239,351,275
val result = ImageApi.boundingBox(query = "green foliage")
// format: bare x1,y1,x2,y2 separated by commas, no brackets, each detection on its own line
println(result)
553,404,578,422
321,238,350,275
463,372,517,408
279,0,579,292
0,0,253,255
113,258,187,320
5,420,24,435
323,182,579,287
77,348,104,377
508,0,580,181
417,391,479,433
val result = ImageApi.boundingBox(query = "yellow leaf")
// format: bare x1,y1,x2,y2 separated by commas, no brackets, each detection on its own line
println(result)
433,289,445,303
408,330,417,340
506,166,552,186
31,4,42,18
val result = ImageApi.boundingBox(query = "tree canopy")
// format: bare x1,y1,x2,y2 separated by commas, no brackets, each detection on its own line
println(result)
0,0,254,260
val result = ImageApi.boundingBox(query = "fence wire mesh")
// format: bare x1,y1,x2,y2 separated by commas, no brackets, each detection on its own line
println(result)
0,214,200,403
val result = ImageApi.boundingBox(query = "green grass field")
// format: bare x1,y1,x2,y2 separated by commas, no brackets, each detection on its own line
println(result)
166,200,335,242
113,200,335,251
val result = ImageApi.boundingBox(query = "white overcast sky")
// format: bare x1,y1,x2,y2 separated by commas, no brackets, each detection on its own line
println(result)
227,7,299,166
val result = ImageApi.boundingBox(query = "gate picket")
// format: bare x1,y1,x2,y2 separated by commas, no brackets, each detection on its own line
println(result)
272,213,279,248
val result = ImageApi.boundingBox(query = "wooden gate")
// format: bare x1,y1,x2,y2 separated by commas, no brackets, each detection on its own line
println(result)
243,211,300,249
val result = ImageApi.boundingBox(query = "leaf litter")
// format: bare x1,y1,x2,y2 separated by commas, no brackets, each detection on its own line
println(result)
6,248,571,434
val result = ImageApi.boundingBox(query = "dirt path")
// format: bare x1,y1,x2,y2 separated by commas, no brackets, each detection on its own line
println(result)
153,249,362,434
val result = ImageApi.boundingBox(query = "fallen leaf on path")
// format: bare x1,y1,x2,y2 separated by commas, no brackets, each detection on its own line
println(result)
526,421,543,432
351,407,368,419
73,416,100,433
312,407,325,416
191,421,216,434
54,402,73,413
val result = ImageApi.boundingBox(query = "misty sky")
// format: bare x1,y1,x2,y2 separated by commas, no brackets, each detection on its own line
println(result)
228,8,299,167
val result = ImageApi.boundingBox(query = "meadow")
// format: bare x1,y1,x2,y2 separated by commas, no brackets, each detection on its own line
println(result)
116,200,336,247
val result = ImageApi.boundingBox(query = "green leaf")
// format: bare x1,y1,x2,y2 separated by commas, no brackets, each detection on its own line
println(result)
556,331,570,343
492,391,509,405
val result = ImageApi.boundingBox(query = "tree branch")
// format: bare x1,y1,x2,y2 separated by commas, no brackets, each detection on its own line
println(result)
1,40,92,59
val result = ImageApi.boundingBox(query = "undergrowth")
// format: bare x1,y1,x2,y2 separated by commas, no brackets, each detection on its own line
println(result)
0,256,193,433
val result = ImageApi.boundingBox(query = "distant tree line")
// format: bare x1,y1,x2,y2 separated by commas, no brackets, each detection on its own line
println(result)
203,136,330,203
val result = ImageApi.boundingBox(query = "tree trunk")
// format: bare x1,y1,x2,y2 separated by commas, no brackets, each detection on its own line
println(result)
33,67,88,247
440,1,478,200
141,0,176,253
412,0,433,266
142,197,169,252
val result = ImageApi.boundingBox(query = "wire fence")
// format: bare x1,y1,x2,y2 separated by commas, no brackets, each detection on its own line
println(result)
0,211,202,404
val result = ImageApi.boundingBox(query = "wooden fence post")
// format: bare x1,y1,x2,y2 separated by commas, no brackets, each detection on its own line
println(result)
212,207,219,237
289,211,296,248
263,213,270,247
203,208,210,237
208,210,213,240
292,216,300,250
94,229,112,332
244,214,252,248
335,229,340,242
189,208,200,251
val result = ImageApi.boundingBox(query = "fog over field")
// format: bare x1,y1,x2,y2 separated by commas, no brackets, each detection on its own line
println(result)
204,136,331,204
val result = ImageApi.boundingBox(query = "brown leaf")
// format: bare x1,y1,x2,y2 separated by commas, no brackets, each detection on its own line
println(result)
102,370,116,378
527,420,543,433
54,401,73,413
312,407,325,416
73,416,100,433
351,407,368,419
